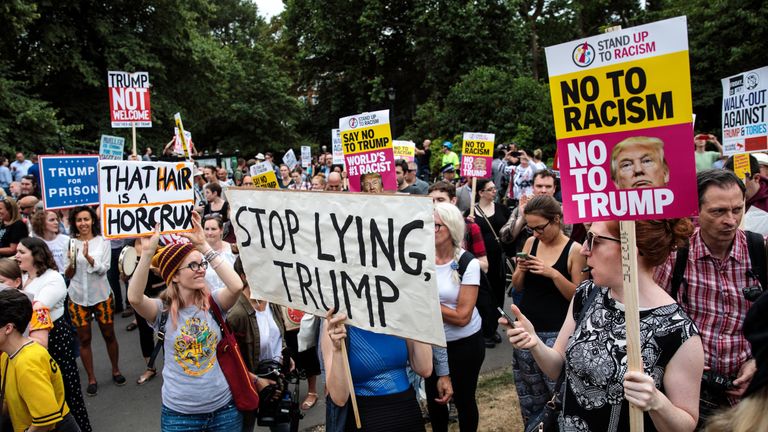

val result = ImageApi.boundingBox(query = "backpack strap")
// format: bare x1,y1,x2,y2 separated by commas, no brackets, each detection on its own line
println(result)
147,309,168,370
670,247,690,303
745,230,767,291
457,250,474,278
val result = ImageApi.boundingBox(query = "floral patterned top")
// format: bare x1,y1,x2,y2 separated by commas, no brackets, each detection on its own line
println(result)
560,281,699,431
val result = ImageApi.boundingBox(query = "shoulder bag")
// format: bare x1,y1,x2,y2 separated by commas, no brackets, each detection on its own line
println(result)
208,295,260,411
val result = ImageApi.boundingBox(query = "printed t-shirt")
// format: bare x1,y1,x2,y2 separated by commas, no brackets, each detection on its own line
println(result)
151,290,231,414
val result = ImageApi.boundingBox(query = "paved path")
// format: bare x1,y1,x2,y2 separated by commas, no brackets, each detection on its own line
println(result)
83,298,516,431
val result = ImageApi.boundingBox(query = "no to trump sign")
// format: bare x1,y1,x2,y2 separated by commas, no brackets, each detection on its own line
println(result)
99,161,195,238
227,188,446,347
249,162,280,189
108,71,151,128
461,133,494,178
545,16,697,223
40,155,100,210
340,110,396,192
721,66,768,155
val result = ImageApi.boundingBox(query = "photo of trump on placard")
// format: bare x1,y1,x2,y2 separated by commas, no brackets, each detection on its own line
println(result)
610,136,670,189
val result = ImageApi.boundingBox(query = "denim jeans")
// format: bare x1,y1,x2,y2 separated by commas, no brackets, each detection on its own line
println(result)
161,402,242,432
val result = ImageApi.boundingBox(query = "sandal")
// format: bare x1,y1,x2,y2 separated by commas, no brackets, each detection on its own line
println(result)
137,368,157,385
301,392,318,410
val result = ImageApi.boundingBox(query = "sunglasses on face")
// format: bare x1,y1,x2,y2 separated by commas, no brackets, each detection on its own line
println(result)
585,231,621,251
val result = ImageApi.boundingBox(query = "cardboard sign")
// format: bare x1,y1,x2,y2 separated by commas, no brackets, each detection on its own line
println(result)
339,110,396,192
98,161,195,238
227,188,446,347
173,128,193,156
732,153,752,181
393,140,416,162
99,135,125,160
545,16,697,223
249,162,280,189
283,149,298,170
107,71,151,128
461,133,494,178
301,146,311,168
40,155,100,210
721,66,768,155
332,129,345,165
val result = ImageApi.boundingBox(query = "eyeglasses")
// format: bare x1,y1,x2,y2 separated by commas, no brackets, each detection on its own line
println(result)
179,260,209,272
482,187,497,193
435,223,445,232
527,220,551,233
585,231,621,251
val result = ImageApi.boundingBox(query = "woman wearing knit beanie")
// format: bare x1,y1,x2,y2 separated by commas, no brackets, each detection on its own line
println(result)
127,211,246,431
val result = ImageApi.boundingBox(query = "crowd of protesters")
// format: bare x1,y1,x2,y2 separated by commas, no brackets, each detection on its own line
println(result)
1,132,767,432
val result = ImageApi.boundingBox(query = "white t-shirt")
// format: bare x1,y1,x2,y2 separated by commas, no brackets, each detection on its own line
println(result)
23,269,68,321
435,249,482,341
43,234,70,274
255,305,283,362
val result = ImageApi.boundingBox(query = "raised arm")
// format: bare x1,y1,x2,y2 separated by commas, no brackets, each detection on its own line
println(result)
128,230,160,323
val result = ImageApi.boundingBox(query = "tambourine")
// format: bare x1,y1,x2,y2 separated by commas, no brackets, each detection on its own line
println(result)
118,246,139,278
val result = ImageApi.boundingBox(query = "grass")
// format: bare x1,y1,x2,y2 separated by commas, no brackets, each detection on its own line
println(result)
306,366,523,431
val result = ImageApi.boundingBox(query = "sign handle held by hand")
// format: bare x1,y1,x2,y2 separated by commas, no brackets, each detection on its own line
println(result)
340,341,362,429
469,177,477,219
620,220,643,431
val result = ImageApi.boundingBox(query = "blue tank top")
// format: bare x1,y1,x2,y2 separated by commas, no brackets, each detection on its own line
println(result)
347,326,410,396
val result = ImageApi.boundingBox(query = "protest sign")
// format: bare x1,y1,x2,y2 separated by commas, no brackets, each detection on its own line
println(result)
332,129,345,165
40,155,100,210
98,160,195,239
339,110,396,192
99,135,125,160
107,71,151,128
283,149,298,170
301,146,311,168
393,140,416,162
732,153,752,181
249,162,280,188
460,133,494,178
721,66,768,155
173,128,193,156
227,188,446,347
545,16,697,224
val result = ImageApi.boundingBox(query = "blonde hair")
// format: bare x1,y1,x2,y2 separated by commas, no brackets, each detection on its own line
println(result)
159,280,211,329
434,202,465,284
704,387,768,432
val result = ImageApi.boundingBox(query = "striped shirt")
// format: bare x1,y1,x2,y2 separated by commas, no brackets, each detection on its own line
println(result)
654,228,755,383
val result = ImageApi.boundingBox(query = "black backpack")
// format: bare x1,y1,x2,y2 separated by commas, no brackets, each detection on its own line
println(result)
671,230,767,304
457,250,498,332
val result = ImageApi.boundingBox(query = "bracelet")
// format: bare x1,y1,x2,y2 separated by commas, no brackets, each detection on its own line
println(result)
203,249,219,262
212,258,224,270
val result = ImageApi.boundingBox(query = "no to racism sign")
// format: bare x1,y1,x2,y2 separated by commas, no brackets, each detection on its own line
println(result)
228,188,446,347
545,16,697,223
40,155,100,210
340,110,396,192
99,161,195,238
721,66,768,155
461,133,494,178
107,71,151,128
393,140,416,162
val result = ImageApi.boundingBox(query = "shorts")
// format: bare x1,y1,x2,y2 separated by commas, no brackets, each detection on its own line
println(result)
68,295,115,327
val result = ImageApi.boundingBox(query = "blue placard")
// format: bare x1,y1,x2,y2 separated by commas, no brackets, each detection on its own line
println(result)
40,155,101,210
99,135,125,160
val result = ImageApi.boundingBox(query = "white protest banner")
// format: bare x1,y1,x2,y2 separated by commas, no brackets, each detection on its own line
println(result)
99,135,125,160
249,162,280,188
283,149,298,170
332,129,345,165
301,146,312,168
393,140,416,162
722,66,768,155
227,188,446,347
107,71,151,128
99,160,195,239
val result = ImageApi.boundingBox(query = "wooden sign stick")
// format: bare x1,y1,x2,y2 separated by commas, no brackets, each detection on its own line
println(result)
132,124,137,157
469,177,477,218
340,340,362,429
619,220,644,431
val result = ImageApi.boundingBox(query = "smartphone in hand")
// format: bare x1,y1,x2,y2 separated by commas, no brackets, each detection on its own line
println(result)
497,307,516,325
516,252,530,260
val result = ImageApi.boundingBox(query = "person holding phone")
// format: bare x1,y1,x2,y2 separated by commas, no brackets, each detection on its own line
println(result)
509,195,586,428
694,133,723,171
503,218,703,431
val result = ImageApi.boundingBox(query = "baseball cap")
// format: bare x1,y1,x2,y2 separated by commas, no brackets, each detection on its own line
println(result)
442,141,453,149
